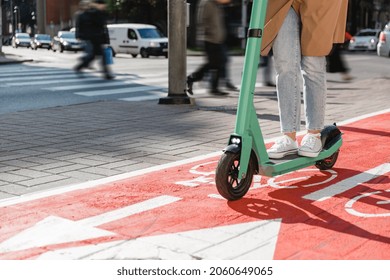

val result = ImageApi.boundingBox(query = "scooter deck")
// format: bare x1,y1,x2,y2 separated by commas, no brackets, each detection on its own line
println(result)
268,154,301,164
256,137,342,177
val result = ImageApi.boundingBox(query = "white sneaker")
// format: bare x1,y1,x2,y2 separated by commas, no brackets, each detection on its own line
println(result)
267,135,298,159
298,133,322,158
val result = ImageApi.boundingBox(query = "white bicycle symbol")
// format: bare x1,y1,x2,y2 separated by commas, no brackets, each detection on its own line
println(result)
253,168,338,189
345,189,390,218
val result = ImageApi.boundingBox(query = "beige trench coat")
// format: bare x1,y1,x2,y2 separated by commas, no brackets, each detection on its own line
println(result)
261,0,349,56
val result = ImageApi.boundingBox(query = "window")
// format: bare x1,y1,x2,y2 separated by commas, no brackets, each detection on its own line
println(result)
128,29,137,40
138,28,163,39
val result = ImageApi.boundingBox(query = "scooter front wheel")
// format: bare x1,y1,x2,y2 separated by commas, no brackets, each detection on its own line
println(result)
215,152,255,201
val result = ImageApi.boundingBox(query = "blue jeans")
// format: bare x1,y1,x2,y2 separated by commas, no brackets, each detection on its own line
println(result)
273,8,327,133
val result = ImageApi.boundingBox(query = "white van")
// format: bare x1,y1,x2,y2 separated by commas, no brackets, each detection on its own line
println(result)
107,23,168,58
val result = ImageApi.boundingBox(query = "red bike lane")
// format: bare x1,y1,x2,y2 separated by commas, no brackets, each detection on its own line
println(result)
0,112,389,260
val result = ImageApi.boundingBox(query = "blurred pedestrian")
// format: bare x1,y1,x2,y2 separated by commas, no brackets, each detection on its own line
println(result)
74,0,114,80
326,32,353,81
187,0,232,96
221,38,238,91
220,4,238,91
262,1,348,159
259,49,275,87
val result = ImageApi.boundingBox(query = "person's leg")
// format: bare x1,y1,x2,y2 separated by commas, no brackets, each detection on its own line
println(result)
186,42,212,95
298,55,326,157
301,55,327,133
209,43,228,95
273,8,302,138
267,8,301,158
75,40,94,71
221,43,237,90
100,45,114,79
264,53,275,86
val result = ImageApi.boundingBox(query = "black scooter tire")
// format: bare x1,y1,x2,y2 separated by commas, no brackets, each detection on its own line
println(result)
315,150,339,170
215,152,255,201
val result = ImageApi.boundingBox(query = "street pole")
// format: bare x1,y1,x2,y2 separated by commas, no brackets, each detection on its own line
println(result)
241,0,247,49
36,0,45,34
159,0,191,105
0,2,3,54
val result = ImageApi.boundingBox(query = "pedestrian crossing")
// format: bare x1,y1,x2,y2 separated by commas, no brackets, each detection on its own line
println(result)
0,66,169,102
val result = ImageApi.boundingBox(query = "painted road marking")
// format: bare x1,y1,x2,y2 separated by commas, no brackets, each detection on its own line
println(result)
303,163,390,201
176,161,217,188
5,77,103,86
0,195,181,253
36,220,282,260
345,189,390,218
119,91,167,102
265,168,338,189
74,85,165,96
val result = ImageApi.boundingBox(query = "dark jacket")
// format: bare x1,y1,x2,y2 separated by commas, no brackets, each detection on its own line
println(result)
197,0,226,44
76,8,109,45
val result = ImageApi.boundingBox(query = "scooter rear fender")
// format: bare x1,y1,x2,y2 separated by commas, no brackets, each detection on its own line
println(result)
321,124,342,149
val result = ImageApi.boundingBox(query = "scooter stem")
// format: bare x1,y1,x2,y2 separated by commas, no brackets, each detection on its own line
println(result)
234,0,269,179
235,0,268,133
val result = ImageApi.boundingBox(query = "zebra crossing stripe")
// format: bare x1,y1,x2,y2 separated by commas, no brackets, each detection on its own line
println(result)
74,85,165,96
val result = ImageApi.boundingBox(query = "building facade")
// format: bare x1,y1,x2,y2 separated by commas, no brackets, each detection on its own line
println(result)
36,0,80,36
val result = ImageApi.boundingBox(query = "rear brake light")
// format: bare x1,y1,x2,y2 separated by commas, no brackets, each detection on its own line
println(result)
379,32,386,42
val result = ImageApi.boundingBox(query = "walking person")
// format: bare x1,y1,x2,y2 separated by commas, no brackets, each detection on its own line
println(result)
259,50,275,87
74,0,114,80
326,32,353,81
186,0,232,96
261,0,349,159
220,4,238,91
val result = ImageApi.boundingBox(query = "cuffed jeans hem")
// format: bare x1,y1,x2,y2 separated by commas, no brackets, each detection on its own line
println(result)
281,129,298,133
306,127,324,131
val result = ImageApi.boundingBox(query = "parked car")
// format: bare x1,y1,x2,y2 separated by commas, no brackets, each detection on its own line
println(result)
51,31,84,53
11,33,31,48
348,29,381,51
107,23,168,58
377,22,390,57
30,34,52,50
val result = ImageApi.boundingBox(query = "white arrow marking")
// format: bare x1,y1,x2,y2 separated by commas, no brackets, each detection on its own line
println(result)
36,220,282,260
0,195,181,253
304,163,390,201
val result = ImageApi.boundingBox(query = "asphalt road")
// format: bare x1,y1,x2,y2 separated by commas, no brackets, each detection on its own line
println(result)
1,45,388,115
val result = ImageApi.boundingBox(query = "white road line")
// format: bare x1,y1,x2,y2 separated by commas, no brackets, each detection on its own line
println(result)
0,72,77,82
0,69,72,77
304,163,390,201
74,85,166,96
119,91,166,101
5,77,103,86
45,76,167,91
45,80,130,90
80,195,181,227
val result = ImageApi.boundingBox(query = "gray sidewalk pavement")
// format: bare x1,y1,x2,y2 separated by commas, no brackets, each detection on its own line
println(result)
0,53,389,199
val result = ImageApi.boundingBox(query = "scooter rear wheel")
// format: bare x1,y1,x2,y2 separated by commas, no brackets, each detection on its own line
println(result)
315,150,339,170
215,152,255,200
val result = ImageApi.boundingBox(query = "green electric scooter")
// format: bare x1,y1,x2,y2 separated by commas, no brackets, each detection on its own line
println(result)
215,0,342,201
